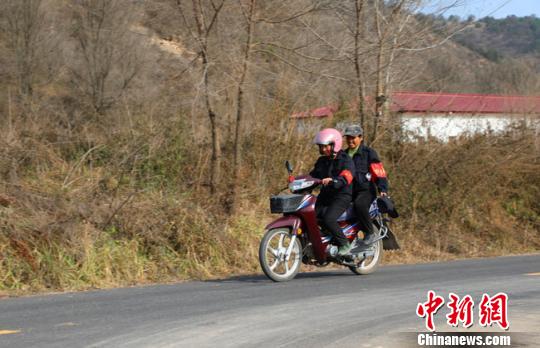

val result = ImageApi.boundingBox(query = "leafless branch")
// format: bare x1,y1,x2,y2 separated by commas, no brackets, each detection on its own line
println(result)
256,42,349,62
298,17,342,53
398,23,472,52
254,5,318,24
253,49,352,82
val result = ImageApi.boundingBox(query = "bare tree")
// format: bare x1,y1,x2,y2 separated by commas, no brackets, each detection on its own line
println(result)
316,0,467,142
175,0,226,194
352,0,367,130
69,0,141,115
370,0,416,140
229,0,256,214
248,1,350,115
0,0,44,97
368,0,472,141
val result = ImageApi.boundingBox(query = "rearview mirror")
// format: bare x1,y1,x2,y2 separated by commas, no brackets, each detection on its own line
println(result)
285,160,293,174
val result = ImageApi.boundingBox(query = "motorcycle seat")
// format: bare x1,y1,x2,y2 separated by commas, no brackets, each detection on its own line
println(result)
317,203,357,222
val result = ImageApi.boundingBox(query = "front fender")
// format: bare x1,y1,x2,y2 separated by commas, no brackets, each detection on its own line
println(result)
265,215,302,234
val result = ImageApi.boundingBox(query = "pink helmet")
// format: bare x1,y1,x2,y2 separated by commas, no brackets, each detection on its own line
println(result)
313,128,343,152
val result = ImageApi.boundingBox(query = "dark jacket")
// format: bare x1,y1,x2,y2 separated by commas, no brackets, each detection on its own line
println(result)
310,150,355,198
348,145,389,194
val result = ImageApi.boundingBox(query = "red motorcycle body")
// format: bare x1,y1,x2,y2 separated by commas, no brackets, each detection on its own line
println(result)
266,193,361,264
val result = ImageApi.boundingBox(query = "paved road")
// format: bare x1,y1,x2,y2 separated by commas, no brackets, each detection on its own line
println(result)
0,254,539,348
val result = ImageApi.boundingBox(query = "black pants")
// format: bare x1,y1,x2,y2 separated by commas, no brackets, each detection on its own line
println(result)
315,194,351,247
353,190,376,237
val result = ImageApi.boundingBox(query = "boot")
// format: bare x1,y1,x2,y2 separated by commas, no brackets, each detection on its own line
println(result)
337,242,352,256
363,228,379,245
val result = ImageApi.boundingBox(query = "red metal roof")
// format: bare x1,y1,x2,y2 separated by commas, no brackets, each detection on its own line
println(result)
290,92,540,118
291,105,337,118
390,91,540,114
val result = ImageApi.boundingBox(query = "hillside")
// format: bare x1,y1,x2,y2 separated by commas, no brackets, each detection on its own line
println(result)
0,0,538,294
455,15,540,61
406,13,540,94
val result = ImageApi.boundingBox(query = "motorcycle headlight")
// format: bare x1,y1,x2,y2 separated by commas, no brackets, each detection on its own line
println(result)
289,179,314,191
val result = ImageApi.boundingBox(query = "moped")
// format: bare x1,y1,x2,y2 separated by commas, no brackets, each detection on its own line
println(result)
259,161,399,282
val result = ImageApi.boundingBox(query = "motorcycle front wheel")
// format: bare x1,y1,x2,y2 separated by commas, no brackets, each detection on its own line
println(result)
259,228,302,282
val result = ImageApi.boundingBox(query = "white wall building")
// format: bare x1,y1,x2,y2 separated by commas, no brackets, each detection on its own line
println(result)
291,92,540,141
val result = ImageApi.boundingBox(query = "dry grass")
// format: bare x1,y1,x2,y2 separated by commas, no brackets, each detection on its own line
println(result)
0,106,538,295
381,127,540,263
1,0,538,296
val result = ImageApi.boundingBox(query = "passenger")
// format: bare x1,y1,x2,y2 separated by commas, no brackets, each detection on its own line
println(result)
310,128,355,256
343,124,389,245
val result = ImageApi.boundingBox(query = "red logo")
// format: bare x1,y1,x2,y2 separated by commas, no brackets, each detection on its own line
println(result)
416,290,445,332
416,291,509,331
446,293,474,328
479,293,509,330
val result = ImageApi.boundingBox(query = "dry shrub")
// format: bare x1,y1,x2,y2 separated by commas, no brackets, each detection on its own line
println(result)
381,127,540,263
0,106,264,293
0,104,538,294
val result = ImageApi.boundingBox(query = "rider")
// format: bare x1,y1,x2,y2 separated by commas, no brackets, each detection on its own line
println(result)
310,128,355,256
343,124,389,245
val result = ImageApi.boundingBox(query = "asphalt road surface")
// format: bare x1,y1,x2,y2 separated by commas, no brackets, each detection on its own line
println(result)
1,254,539,348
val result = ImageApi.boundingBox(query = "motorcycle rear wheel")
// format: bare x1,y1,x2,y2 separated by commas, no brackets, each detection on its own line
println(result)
348,239,383,275
259,228,302,282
